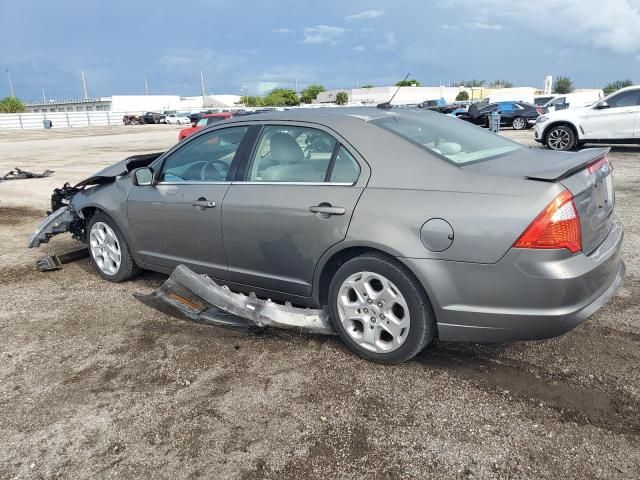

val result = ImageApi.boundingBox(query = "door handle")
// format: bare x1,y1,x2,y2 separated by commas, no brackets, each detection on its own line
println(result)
309,205,346,216
192,199,216,209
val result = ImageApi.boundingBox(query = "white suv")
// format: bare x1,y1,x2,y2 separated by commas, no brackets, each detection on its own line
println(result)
534,86,640,151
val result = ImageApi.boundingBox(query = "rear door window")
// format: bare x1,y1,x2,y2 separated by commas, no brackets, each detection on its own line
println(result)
329,147,360,184
247,125,337,182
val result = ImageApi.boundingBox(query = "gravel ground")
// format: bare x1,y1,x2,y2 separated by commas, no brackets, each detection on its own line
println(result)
0,125,638,479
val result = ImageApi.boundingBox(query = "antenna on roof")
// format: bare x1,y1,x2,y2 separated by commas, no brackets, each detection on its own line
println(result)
377,72,410,109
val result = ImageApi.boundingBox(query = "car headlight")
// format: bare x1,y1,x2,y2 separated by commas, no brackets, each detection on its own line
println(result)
536,115,549,124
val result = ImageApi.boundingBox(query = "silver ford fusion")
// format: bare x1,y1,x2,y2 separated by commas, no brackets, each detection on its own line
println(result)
29,108,625,363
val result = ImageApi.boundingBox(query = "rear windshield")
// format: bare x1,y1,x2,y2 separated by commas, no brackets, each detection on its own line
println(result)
370,111,522,165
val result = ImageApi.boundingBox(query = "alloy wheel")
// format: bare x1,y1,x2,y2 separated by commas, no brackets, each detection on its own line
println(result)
89,222,122,275
548,128,571,150
513,117,526,130
337,271,410,353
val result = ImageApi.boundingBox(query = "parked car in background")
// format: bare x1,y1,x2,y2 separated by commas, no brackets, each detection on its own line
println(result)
543,90,605,113
535,85,640,151
166,113,192,125
143,112,166,124
122,114,144,125
178,112,234,140
458,101,545,130
29,108,624,364
419,101,469,114
534,95,557,106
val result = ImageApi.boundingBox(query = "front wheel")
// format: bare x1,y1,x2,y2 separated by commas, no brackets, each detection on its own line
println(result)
87,212,141,282
546,125,576,151
328,253,436,364
512,116,527,130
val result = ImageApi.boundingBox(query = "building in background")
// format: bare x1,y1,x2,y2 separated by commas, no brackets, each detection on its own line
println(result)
24,94,242,113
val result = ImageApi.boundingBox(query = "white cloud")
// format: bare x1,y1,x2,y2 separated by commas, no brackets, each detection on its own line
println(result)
441,24,459,30
272,28,292,34
303,25,347,45
353,45,366,52
376,31,397,50
346,10,385,21
440,0,640,54
466,21,503,30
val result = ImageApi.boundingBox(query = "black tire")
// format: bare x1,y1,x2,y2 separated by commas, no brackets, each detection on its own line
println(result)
327,253,436,364
87,212,141,283
545,125,576,151
511,116,527,130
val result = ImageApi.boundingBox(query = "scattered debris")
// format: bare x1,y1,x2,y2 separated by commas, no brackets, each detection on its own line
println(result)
2,167,54,181
36,246,89,272
134,264,335,335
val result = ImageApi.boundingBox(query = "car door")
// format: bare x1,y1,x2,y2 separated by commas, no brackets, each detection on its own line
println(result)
583,89,640,139
127,125,252,276
221,123,369,297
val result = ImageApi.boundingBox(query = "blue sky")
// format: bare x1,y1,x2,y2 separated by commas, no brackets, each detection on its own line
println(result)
2,0,639,100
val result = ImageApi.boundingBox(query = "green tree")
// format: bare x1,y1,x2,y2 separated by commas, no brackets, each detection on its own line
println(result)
300,84,325,104
239,95,263,107
0,96,26,113
395,79,421,87
455,91,469,101
603,79,633,95
335,91,349,105
553,76,574,94
262,88,300,107
361,84,374,88
489,79,513,88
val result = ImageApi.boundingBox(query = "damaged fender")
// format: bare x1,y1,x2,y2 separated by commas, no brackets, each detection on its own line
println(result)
134,264,335,335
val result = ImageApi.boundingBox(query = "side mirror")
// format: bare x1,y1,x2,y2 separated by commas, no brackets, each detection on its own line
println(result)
595,101,609,110
134,167,153,186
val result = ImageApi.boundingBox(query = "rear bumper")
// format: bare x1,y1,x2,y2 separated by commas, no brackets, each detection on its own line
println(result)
400,219,624,342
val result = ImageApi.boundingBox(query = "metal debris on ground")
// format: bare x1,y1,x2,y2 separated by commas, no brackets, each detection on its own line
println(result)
36,246,89,272
134,264,335,335
2,167,54,181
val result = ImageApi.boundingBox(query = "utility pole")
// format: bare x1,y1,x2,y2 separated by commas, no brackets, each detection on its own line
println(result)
42,88,46,102
6,69,15,97
144,75,149,95
200,70,206,106
81,71,88,99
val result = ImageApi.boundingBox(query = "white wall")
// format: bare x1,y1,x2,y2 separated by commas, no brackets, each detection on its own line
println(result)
0,111,128,129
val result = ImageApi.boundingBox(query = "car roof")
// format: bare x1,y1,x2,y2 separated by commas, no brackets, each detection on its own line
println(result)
219,106,432,125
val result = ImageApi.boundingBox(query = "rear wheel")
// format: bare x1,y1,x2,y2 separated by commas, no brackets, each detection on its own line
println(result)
546,125,576,151
512,116,527,130
87,212,141,282
328,253,435,364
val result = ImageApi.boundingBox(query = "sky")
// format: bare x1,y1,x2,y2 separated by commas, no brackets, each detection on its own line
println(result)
1,0,640,101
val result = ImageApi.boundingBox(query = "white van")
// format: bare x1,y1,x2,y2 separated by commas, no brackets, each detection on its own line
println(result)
544,90,604,112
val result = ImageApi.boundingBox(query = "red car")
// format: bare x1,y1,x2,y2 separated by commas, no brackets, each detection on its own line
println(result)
178,112,234,141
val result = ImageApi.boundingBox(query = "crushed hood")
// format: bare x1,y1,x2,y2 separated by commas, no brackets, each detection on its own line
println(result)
75,152,163,187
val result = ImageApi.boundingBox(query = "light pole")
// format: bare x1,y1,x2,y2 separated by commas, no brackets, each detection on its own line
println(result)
6,69,15,97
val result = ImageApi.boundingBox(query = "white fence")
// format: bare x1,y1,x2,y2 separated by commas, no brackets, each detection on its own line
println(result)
0,111,129,129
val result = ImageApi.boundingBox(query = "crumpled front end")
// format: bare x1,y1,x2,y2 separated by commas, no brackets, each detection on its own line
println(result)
27,183,85,248
134,264,335,335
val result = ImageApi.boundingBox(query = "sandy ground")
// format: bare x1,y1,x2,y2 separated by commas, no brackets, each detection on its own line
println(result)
0,124,638,479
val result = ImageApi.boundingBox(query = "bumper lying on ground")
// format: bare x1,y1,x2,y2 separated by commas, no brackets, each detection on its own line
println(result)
135,264,335,335
401,219,624,342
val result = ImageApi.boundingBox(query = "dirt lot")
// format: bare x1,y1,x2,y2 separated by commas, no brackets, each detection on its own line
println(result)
1,125,639,479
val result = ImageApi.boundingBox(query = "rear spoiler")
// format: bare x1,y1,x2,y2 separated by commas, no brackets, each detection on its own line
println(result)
525,147,610,182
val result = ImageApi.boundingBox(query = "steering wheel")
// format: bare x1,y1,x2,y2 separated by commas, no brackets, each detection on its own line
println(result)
200,160,229,181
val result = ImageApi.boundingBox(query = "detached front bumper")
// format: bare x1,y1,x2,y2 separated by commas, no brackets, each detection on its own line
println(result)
401,219,625,342
28,206,76,248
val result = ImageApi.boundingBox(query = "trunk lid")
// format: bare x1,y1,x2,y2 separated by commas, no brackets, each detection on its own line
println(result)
463,147,615,254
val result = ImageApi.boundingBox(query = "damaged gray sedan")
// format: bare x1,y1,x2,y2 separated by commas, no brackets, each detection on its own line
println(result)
29,108,625,363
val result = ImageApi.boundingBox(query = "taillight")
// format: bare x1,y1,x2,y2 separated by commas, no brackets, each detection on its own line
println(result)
587,156,609,174
513,190,581,253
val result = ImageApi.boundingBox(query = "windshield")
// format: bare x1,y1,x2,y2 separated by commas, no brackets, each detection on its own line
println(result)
370,111,522,165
